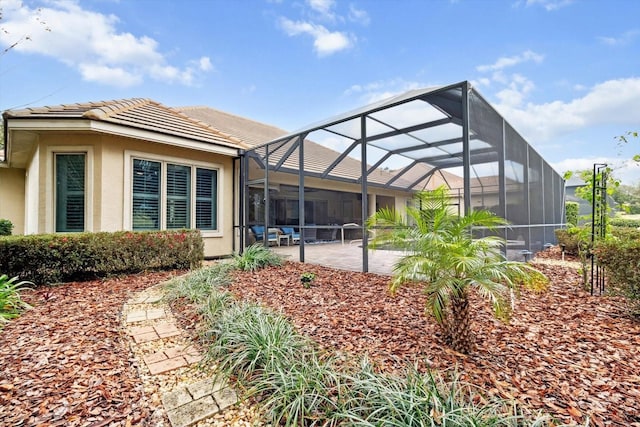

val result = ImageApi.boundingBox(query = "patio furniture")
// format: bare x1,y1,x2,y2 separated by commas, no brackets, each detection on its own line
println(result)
251,225,279,245
280,227,300,244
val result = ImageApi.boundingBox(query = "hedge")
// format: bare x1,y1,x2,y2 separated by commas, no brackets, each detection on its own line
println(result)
565,202,579,227
0,230,203,286
610,217,640,228
595,239,640,314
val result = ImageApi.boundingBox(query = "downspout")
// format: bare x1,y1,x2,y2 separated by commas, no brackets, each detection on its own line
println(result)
1,113,8,166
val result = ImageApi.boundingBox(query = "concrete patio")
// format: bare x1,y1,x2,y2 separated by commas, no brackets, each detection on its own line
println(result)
271,241,403,275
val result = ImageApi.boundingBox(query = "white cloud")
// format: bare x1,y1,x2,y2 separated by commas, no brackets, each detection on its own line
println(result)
307,0,336,18
523,0,574,11
598,29,640,46
279,17,352,56
0,0,213,87
476,50,544,72
197,56,213,72
553,157,640,185
348,4,370,26
278,0,367,56
496,78,640,143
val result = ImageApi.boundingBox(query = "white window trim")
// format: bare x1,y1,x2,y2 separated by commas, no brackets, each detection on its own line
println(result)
123,150,223,237
46,146,94,233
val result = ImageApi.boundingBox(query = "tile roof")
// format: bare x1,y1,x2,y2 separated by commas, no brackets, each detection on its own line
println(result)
4,98,245,150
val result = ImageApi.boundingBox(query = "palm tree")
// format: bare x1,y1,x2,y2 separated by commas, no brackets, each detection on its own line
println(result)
367,186,548,354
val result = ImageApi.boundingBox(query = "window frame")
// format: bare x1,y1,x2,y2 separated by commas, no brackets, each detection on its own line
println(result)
46,146,94,233
124,151,222,237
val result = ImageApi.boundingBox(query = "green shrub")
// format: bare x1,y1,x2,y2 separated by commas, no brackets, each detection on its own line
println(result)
0,230,203,285
611,226,640,241
595,239,640,315
233,243,283,271
610,217,640,228
0,219,13,236
565,202,579,227
0,274,32,328
554,228,581,254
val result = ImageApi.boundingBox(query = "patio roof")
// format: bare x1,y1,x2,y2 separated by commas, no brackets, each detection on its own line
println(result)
245,81,488,193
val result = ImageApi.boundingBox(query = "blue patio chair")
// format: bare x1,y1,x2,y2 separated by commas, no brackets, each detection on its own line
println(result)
251,225,279,245
280,227,300,244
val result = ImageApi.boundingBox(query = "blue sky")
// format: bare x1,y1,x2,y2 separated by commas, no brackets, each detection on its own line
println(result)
1,0,639,183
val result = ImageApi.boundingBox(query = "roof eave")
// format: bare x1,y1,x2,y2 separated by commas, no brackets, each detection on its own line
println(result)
5,117,240,157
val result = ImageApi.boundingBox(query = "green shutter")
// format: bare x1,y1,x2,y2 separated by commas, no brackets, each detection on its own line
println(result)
196,168,217,230
55,154,85,232
166,164,191,229
132,159,161,230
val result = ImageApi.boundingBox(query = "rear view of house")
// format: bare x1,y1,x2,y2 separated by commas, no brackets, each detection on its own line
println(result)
0,99,244,258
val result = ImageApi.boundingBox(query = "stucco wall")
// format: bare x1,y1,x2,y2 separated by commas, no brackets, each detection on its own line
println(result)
32,132,236,258
0,166,26,234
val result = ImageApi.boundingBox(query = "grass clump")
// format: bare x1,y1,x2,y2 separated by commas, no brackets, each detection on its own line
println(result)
233,243,282,271
163,262,234,303
0,274,32,328
203,302,310,382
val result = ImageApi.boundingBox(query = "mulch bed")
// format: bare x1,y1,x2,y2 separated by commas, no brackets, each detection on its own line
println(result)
2,249,640,426
226,249,640,426
0,271,181,427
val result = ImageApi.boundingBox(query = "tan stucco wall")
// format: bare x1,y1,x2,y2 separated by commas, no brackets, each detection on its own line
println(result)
0,166,26,234
30,132,236,258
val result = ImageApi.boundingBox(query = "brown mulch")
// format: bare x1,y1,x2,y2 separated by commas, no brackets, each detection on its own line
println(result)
226,249,640,427
2,248,640,426
0,271,182,427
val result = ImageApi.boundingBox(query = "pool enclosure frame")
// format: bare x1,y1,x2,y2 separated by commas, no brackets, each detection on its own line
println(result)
238,81,565,271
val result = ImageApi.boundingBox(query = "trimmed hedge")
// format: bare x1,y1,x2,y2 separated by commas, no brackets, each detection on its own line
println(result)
0,230,203,286
595,239,640,314
565,202,579,227
610,217,640,228
554,228,582,254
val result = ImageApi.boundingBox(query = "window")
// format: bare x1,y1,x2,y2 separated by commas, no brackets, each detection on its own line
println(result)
55,153,85,232
167,164,191,229
132,159,161,230
131,157,218,232
196,168,217,230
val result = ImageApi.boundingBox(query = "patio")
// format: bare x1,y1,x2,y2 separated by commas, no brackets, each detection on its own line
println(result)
271,241,401,275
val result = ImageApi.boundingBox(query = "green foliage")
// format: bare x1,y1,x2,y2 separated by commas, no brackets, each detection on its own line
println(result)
594,239,640,316
0,219,13,236
203,302,311,383
611,184,640,214
564,202,579,227
610,217,640,228
616,131,639,162
555,226,593,286
341,362,549,426
0,274,32,328
300,272,317,288
611,226,640,241
172,263,555,427
0,230,203,285
233,243,283,271
368,186,548,354
163,262,233,304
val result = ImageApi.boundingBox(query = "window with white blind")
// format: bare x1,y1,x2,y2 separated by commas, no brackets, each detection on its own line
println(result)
196,168,217,230
55,153,86,232
131,157,218,232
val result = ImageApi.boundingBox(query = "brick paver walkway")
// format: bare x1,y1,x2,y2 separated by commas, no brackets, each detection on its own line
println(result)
123,285,239,426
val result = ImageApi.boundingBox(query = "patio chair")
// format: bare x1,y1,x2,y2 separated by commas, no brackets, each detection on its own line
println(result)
280,227,300,244
251,225,279,245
